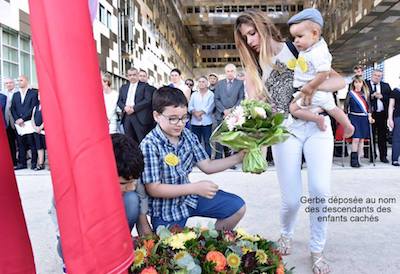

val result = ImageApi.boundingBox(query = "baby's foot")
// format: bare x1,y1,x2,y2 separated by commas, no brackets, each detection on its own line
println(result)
343,124,355,138
316,115,327,131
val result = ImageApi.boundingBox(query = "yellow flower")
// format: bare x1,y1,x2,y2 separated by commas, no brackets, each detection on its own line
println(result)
133,248,147,267
165,231,196,250
226,253,241,269
174,251,188,261
287,56,308,72
235,228,260,242
256,249,268,264
242,247,251,254
164,153,179,166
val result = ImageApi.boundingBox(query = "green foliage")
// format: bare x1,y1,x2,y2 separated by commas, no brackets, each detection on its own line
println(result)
211,100,290,173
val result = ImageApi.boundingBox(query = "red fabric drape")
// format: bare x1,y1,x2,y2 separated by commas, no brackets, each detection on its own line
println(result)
0,111,36,274
29,1,133,273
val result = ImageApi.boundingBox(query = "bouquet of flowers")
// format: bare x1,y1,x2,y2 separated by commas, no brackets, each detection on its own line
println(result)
211,99,290,174
130,223,293,274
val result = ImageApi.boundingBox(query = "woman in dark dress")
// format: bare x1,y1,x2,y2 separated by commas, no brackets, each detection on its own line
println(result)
344,76,374,167
387,86,400,166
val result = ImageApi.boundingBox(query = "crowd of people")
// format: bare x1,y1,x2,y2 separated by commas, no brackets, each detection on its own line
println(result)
2,7,400,274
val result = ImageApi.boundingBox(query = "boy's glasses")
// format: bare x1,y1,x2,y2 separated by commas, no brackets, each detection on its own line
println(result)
161,114,190,125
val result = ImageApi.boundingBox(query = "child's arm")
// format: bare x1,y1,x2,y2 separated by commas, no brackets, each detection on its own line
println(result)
145,180,218,199
136,214,152,236
196,151,245,174
317,69,345,92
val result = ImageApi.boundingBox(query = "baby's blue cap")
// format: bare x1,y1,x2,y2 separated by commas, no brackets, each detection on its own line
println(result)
288,8,324,28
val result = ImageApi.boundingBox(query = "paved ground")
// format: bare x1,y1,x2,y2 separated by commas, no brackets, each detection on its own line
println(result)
16,156,400,274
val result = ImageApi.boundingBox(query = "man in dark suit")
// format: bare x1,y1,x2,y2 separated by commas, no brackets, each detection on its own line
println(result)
2,78,18,166
11,75,39,170
117,67,156,143
214,63,245,160
367,69,392,163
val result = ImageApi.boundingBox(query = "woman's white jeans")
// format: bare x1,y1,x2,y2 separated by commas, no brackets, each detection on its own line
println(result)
272,116,333,253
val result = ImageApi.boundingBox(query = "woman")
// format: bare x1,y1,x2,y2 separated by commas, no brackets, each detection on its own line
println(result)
234,10,345,274
102,72,119,134
344,76,374,167
387,85,400,166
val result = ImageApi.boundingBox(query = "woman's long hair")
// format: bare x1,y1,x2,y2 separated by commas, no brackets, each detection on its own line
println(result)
234,9,284,101
351,75,370,99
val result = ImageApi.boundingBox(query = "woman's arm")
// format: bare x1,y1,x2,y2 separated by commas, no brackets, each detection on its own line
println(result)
318,69,346,92
387,98,395,129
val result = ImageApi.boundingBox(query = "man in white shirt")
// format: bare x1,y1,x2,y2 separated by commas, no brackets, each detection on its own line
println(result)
367,69,392,163
188,76,214,156
117,68,156,143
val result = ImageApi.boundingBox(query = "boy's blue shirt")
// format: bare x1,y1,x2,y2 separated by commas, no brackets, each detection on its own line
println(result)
140,125,209,222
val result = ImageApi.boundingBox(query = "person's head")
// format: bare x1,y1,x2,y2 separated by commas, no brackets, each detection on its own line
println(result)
111,133,144,192
17,75,29,89
351,75,369,97
371,69,383,84
208,73,218,85
288,8,323,51
102,72,112,88
127,67,139,84
4,78,15,91
237,71,245,81
185,78,194,90
353,65,364,77
152,86,189,138
289,20,321,51
170,68,182,84
197,76,208,91
138,69,148,82
234,9,283,100
225,64,237,80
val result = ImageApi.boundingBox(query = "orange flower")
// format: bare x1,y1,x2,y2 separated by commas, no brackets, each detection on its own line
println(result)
206,251,227,272
140,266,158,274
276,263,285,274
143,239,155,256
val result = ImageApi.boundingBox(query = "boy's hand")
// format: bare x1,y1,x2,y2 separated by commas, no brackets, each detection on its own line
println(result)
237,150,246,162
120,181,137,193
193,180,218,199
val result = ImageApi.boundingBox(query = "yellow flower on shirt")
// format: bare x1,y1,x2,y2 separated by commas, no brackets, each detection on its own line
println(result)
287,56,308,72
164,153,180,166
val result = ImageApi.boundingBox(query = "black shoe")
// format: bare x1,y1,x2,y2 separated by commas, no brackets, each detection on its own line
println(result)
14,164,27,170
35,165,45,171
350,152,360,168
392,161,400,166
380,158,389,163
230,165,237,170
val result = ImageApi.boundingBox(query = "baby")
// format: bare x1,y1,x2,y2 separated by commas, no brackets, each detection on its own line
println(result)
288,8,354,137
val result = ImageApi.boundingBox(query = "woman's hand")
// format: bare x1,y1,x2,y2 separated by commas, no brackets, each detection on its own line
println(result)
387,119,394,130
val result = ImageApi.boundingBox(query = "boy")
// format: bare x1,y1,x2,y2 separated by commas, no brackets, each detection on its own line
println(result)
50,133,151,272
140,86,246,231
288,8,354,137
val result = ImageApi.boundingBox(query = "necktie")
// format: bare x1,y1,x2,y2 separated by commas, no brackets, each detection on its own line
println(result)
373,84,377,93
227,80,232,90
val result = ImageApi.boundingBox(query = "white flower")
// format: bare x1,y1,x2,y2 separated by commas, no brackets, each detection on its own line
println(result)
253,107,267,119
226,105,246,131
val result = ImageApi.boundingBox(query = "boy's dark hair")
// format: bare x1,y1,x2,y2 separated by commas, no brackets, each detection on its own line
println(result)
111,133,144,180
152,86,188,113
170,68,181,75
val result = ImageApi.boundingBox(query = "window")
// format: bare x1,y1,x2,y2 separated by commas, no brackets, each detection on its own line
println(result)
290,5,296,12
224,6,230,13
20,51,30,77
186,7,193,13
261,5,267,11
209,6,215,13
194,6,200,13
231,6,237,12
107,11,112,27
99,4,106,24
